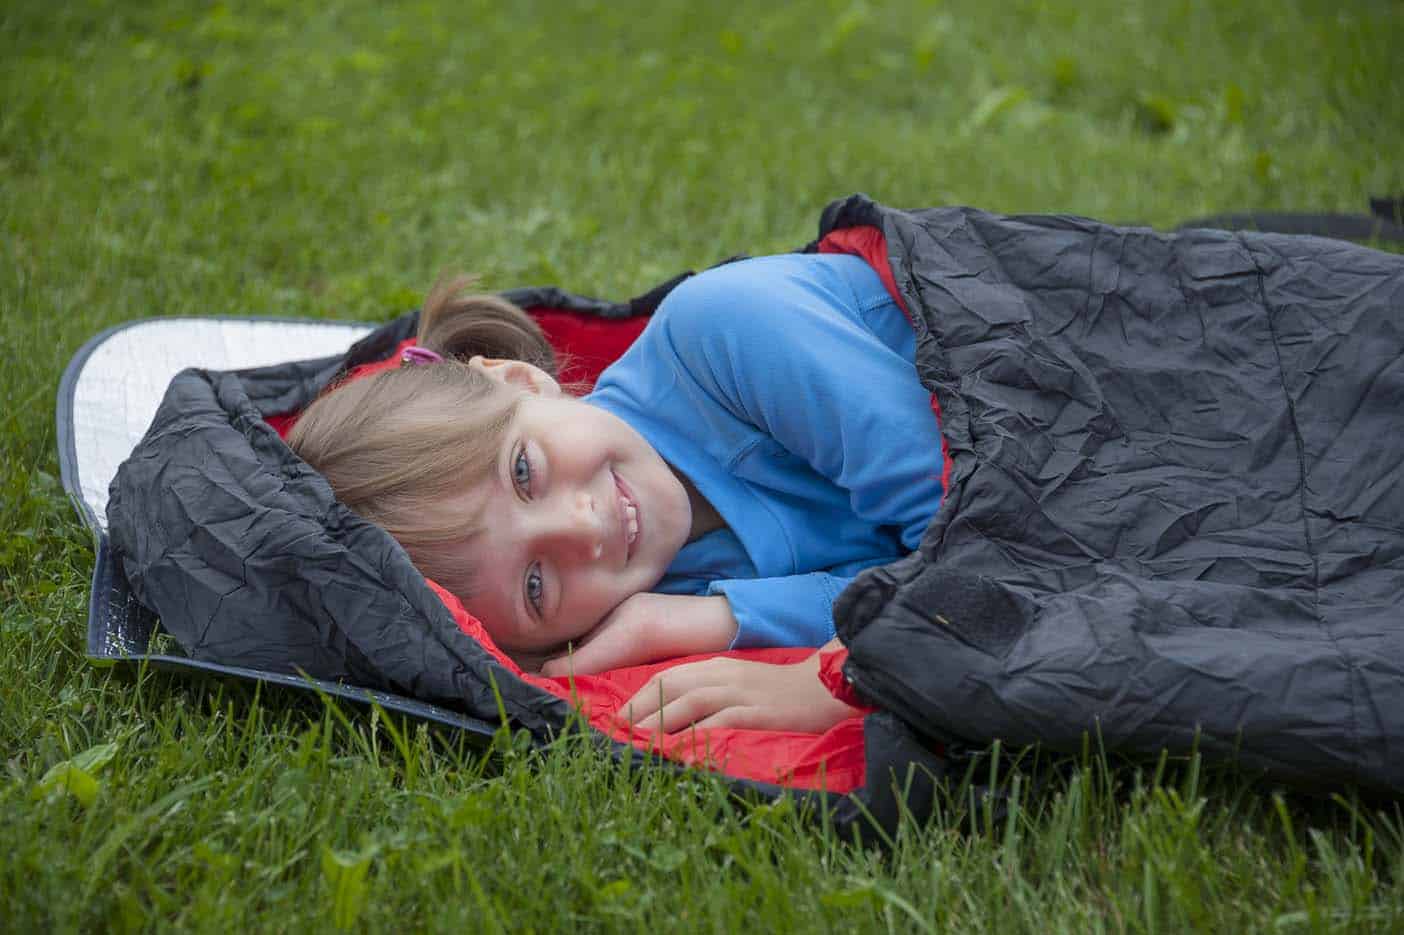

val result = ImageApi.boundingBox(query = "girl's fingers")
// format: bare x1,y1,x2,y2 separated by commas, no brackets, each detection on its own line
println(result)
611,654,854,736
626,686,732,734
618,660,723,721
690,706,758,731
617,675,682,726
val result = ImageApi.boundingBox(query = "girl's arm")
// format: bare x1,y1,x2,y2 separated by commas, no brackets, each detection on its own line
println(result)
618,637,863,735
657,254,944,552
537,572,857,676
538,592,737,676
708,570,853,648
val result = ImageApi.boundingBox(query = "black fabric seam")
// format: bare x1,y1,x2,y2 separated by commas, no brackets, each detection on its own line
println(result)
1245,235,1358,757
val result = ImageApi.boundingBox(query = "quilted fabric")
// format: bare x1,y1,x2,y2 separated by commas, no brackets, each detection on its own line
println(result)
824,195,1404,794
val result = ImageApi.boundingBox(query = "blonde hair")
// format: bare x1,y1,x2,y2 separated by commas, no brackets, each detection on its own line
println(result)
287,277,557,602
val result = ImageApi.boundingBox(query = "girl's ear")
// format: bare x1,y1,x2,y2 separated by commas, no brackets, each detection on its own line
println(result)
468,356,562,398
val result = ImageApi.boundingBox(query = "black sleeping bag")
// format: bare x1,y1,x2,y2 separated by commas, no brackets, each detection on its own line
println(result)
823,195,1404,794
107,195,1404,824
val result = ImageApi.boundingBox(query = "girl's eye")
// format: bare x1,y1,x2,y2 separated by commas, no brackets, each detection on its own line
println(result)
525,564,545,617
512,445,532,497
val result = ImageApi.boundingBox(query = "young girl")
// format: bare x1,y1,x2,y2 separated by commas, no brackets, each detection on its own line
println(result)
288,252,946,735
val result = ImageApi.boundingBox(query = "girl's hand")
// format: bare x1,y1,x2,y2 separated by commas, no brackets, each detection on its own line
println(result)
539,593,738,677
618,649,861,735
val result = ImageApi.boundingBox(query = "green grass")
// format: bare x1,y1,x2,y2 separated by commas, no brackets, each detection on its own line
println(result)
3,0,1403,930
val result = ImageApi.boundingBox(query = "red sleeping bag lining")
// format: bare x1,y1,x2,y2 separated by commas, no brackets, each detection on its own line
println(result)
268,229,943,794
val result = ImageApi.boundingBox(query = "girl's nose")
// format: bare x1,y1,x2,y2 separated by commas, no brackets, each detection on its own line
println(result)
550,489,606,559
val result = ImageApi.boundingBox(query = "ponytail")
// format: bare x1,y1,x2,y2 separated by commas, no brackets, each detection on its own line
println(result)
417,275,557,377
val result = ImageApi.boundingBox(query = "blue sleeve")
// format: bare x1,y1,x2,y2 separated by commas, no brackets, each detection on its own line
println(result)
658,254,944,551
706,572,851,649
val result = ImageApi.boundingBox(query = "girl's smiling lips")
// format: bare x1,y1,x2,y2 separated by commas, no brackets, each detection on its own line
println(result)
613,470,640,563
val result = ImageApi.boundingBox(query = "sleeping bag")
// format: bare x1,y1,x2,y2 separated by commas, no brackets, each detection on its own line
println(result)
104,195,1404,833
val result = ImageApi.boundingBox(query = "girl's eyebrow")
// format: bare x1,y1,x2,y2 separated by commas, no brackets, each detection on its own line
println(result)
497,433,518,501
493,432,511,498
550,569,560,624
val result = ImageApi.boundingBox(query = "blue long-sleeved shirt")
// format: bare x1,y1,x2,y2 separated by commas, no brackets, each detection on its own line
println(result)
584,252,945,648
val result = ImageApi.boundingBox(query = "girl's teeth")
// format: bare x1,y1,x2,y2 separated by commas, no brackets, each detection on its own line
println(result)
621,497,638,544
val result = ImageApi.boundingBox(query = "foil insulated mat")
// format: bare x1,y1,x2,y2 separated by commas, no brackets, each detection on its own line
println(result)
66,318,372,532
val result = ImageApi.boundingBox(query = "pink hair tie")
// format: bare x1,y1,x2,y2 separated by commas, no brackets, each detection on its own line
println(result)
401,346,444,366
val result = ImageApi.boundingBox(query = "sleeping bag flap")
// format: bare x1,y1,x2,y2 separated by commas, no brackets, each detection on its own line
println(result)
822,195,1404,795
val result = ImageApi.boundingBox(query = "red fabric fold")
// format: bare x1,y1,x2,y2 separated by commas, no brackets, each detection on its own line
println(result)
817,647,876,714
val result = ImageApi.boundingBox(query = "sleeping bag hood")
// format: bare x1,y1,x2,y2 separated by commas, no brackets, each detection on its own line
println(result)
105,195,1404,831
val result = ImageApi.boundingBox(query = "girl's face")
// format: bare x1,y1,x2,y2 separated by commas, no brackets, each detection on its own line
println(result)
441,357,693,655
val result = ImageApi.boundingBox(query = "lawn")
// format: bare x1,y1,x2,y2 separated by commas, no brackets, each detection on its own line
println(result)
3,0,1402,930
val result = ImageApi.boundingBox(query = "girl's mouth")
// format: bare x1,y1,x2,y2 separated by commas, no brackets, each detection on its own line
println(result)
613,471,640,562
